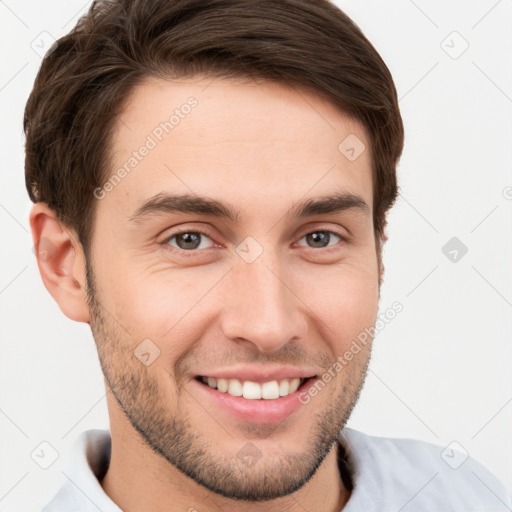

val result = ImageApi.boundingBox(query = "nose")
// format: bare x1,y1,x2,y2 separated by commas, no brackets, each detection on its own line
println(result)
219,251,308,353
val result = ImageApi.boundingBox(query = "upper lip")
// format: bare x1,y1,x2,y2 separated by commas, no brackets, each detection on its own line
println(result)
195,365,318,383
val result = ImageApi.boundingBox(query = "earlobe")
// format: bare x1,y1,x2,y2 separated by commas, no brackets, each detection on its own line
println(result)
29,203,90,323
381,230,388,274
377,230,388,289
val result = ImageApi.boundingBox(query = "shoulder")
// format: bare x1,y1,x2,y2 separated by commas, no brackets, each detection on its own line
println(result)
340,428,512,512
41,429,120,512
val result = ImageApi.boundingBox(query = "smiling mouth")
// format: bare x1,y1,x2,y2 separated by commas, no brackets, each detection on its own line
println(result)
194,375,315,400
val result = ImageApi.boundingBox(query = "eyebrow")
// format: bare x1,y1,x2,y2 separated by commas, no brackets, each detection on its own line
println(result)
128,191,371,224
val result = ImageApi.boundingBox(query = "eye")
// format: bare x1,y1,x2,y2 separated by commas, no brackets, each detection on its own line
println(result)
297,230,344,249
163,230,215,251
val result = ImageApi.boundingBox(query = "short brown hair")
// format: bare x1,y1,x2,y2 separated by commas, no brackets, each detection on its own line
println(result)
24,0,404,265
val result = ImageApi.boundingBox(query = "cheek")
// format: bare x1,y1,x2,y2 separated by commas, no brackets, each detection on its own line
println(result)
94,236,379,354
100,265,218,351
297,265,379,349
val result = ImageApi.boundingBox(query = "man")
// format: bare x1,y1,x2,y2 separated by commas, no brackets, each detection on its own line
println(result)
25,0,511,511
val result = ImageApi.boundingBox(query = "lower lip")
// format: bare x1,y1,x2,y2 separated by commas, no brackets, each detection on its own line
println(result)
191,377,318,424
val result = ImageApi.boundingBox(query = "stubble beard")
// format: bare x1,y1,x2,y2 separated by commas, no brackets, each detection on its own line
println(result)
85,260,372,502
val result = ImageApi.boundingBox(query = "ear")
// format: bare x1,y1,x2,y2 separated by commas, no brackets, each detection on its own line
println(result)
377,229,388,289
380,229,389,276
29,203,90,323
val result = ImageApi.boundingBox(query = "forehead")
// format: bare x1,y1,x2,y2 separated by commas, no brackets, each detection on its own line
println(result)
101,76,373,222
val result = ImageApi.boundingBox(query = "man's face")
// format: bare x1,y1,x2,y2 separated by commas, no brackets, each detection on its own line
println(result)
86,76,380,500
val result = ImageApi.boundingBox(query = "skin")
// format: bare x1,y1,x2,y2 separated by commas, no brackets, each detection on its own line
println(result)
30,76,382,512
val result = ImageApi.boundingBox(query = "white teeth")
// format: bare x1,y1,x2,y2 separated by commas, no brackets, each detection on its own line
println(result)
217,378,228,392
289,378,300,393
227,378,243,396
242,381,261,399
200,376,307,399
261,380,280,399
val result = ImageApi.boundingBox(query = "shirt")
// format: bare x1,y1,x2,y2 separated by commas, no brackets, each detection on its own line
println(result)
41,428,512,511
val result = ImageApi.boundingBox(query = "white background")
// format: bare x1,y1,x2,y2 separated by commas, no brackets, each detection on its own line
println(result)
1,1,511,510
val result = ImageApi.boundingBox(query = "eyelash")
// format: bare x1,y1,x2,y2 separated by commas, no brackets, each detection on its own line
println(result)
161,228,348,256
